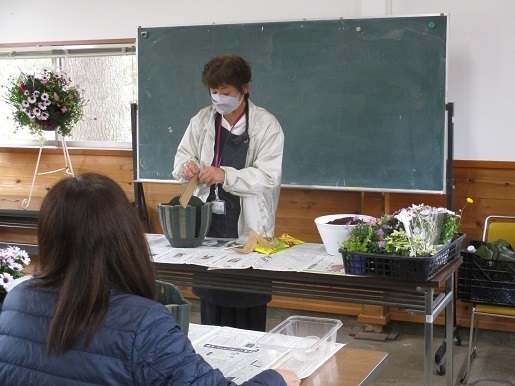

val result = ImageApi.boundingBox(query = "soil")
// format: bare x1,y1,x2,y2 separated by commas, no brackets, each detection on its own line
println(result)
326,216,359,225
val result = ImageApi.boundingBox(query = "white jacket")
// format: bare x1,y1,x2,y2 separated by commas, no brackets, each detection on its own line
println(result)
173,100,284,242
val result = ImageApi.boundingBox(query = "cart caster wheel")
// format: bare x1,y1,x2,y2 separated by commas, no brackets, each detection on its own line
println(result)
436,364,446,376
454,335,462,346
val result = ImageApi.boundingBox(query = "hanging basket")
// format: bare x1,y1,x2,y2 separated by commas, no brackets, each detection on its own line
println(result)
40,122,59,131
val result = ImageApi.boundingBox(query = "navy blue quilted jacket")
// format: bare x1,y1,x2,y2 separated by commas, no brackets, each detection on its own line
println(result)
0,280,285,386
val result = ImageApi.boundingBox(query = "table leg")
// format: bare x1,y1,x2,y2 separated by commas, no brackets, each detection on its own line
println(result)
445,274,454,386
425,287,435,386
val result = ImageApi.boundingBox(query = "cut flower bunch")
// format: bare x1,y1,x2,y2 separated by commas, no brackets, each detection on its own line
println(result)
0,246,31,302
4,68,86,139
340,199,472,257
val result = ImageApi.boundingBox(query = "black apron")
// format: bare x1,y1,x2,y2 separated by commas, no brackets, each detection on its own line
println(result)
205,116,248,238
193,112,272,308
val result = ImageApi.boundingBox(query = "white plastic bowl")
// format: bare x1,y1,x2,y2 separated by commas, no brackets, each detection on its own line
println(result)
314,214,374,255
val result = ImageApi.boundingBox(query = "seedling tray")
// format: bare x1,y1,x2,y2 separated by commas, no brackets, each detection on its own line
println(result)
341,234,465,281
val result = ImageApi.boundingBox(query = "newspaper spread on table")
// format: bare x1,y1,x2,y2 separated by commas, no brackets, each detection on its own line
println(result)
188,323,344,383
148,234,345,380
147,234,345,274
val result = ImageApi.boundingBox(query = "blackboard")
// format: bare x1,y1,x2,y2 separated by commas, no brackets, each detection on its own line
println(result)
137,16,447,192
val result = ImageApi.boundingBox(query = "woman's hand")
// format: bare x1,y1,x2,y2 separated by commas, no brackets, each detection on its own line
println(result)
181,161,200,180
198,166,225,186
275,370,301,386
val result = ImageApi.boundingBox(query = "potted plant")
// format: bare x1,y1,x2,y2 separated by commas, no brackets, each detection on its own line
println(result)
338,200,472,280
4,68,86,143
438,197,474,245
341,202,471,258
314,214,375,256
0,246,31,304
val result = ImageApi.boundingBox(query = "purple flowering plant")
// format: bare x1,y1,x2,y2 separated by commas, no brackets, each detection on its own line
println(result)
339,214,400,254
4,68,86,140
0,246,31,301
340,203,469,257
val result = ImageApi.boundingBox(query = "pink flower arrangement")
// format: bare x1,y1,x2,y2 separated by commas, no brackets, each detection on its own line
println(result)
4,68,86,139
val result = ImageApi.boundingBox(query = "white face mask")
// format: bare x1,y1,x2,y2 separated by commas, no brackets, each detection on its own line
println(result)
211,93,243,115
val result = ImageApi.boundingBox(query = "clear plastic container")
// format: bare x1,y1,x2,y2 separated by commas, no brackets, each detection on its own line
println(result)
257,316,342,368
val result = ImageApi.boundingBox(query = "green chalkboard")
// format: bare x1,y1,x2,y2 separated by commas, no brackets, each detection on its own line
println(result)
137,16,447,192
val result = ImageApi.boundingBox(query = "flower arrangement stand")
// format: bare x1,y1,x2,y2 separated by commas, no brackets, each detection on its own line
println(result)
22,134,74,209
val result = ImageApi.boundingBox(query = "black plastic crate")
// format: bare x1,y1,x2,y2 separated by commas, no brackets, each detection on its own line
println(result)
341,234,465,281
457,251,515,306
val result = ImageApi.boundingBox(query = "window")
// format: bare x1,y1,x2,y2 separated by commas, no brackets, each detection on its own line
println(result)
0,42,136,148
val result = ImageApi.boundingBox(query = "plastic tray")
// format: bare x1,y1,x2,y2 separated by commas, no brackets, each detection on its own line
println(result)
155,280,192,335
341,234,465,281
257,316,342,369
457,250,515,306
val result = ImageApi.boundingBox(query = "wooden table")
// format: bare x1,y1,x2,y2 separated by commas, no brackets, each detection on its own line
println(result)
191,322,388,386
302,347,388,386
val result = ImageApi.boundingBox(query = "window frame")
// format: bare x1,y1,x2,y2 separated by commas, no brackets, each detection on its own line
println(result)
0,39,136,150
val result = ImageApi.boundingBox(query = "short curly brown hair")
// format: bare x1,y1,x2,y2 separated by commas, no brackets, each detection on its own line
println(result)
202,55,251,94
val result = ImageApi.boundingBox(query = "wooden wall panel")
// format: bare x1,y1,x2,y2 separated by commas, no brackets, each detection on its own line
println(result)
0,147,135,201
454,160,515,243
2,148,515,332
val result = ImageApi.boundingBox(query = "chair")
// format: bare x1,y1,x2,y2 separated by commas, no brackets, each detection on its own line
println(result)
482,215,515,245
460,215,515,384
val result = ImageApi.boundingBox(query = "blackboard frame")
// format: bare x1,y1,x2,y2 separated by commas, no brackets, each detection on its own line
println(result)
137,16,448,193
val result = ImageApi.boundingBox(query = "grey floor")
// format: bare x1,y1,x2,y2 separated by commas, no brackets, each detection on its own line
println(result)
188,300,515,386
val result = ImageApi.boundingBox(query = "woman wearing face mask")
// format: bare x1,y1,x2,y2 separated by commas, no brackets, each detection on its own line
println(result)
173,55,284,332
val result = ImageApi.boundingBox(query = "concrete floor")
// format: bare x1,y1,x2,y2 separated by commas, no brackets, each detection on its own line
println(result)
188,300,515,386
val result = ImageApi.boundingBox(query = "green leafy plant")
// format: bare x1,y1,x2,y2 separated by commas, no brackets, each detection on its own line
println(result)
340,202,470,257
383,230,412,256
340,223,374,252
4,68,86,141
340,214,400,254
438,197,473,244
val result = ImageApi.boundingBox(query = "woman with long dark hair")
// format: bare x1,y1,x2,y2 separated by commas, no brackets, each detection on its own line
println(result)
0,173,299,386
